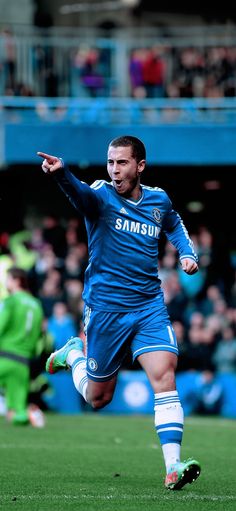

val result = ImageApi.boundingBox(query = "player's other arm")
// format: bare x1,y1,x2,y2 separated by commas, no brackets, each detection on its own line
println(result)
37,152,101,219
162,200,198,275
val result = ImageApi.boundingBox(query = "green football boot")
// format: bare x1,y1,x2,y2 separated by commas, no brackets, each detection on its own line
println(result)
46,337,84,374
165,458,201,490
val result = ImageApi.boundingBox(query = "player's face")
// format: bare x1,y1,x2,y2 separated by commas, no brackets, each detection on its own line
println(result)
107,145,145,199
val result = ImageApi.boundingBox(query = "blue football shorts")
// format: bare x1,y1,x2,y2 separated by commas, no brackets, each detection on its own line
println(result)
83,298,178,382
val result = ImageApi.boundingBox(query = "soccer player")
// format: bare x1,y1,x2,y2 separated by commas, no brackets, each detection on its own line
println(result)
0,267,44,425
38,135,201,490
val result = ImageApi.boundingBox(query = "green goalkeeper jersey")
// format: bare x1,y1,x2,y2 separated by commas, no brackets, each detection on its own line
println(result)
0,290,43,358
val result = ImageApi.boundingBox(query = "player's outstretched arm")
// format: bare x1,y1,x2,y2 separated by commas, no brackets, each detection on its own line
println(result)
37,152,63,173
37,151,101,220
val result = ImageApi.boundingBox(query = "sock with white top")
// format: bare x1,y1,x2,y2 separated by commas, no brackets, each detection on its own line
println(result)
154,390,184,473
66,349,88,402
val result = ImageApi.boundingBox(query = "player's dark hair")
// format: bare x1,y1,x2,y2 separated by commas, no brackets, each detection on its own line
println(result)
109,135,146,163
7,267,29,291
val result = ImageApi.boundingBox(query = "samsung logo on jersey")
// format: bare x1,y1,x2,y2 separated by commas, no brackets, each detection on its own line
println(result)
115,218,160,238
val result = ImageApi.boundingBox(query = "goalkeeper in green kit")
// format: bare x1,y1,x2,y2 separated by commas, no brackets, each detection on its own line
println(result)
0,267,44,424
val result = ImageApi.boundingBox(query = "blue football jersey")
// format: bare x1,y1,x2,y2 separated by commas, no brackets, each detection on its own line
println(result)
54,167,197,311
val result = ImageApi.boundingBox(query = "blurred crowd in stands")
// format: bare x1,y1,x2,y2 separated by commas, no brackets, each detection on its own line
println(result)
1,216,236,392
1,27,236,99
129,46,236,100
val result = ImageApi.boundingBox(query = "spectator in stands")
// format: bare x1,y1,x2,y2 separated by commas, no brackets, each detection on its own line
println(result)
229,270,236,308
187,323,215,372
47,301,77,350
225,306,236,333
63,246,87,283
129,49,146,96
194,370,223,415
205,311,228,341
199,284,223,316
205,47,231,96
162,270,188,322
15,82,34,97
8,230,37,271
173,321,190,373
32,45,46,95
42,214,67,259
30,244,61,292
63,249,82,280
0,28,16,94
159,242,178,281
212,326,236,373
174,47,205,98
38,269,64,317
80,48,105,98
70,48,88,97
223,47,236,97
65,218,80,249
142,46,167,98
63,278,83,324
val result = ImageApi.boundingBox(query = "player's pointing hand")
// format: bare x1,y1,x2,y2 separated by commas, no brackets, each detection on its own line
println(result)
37,151,63,174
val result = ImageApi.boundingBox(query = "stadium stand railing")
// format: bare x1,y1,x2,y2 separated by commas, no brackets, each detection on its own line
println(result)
1,96,236,125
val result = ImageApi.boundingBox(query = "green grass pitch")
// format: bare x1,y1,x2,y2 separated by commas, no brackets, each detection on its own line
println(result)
0,414,236,511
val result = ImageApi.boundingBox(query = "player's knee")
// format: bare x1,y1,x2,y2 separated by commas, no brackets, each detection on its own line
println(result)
90,392,113,410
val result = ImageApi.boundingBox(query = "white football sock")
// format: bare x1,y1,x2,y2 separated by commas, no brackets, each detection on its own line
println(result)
154,390,184,473
66,349,88,402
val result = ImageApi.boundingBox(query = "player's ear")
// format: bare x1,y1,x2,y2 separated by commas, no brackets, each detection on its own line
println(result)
138,159,146,174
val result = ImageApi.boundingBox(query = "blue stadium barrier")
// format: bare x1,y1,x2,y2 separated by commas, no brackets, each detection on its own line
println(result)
217,373,236,417
44,372,83,414
1,97,236,165
44,370,236,417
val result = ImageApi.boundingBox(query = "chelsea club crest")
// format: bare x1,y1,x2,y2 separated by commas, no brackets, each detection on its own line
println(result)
88,358,98,371
152,208,161,224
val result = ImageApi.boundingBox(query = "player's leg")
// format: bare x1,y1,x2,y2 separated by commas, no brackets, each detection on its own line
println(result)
138,350,183,471
2,360,29,424
131,303,201,490
138,350,183,465
138,350,200,489
85,376,118,408
46,336,117,408
46,309,132,409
